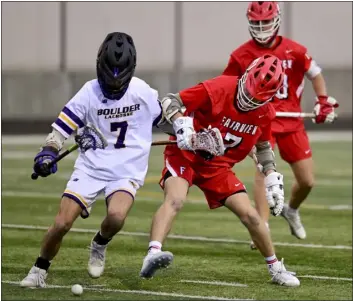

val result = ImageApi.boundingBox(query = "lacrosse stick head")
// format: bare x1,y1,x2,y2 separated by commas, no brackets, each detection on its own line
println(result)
74,123,108,152
191,127,225,159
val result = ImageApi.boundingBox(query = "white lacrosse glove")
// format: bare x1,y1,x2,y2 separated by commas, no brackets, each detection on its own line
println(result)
264,172,284,216
172,117,195,151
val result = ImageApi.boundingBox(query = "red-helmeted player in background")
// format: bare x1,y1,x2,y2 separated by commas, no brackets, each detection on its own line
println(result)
223,1,339,246
139,54,300,287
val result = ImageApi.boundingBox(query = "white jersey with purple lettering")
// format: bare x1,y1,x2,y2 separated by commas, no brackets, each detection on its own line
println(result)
52,77,162,186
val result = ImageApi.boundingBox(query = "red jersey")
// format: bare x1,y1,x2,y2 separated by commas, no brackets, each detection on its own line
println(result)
223,36,320,133
165,75,276,177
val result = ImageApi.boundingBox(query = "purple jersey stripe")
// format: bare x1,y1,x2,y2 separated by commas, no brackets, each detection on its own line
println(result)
63,193,87,211
153,102,163,126
63,106,85,128
105,189,135,206
55,119,74,136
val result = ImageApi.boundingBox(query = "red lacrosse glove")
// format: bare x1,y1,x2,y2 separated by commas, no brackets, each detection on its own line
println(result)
312,96,339,124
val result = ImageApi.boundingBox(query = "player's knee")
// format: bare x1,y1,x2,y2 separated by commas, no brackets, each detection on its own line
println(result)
298,175,315,190
106,210,127,227
53,215,74,234
240,210,261,229
165,195,185,212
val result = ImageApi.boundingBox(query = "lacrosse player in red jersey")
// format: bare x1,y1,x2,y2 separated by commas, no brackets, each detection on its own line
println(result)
139,54,300,287
223,1,339,246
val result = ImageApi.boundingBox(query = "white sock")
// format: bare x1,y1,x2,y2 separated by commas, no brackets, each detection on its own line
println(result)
265,254,278,269
148,241,162,254
288,206,298,215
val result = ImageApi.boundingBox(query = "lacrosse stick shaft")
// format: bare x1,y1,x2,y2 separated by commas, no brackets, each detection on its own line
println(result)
151,140,177,146
31,144,79,180
32,139,173,179
276,112,315,118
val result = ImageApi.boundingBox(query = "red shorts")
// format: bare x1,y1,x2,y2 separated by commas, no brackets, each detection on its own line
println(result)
270,130,312,163
160,154,247,209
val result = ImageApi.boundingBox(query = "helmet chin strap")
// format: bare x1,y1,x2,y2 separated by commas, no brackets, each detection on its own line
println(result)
253,35,277,48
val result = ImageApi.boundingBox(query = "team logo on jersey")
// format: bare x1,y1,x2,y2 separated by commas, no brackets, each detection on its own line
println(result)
97,104,141,119
221,117,258,135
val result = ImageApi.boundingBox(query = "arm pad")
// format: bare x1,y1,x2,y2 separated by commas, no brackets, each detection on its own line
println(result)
45,128,66,150
255,141,276,174
160,93,186,123
156,117,176,136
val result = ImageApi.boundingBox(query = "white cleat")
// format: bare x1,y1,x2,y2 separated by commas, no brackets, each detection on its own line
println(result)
269,258,300,287
88,240,107,278
20,266,47,288
281,204,306,239
140,251,174,279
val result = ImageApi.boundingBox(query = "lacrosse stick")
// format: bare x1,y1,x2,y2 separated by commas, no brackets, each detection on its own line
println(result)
276,112,315,118
151,140,176,146
31,123,108,180
151,127,225,158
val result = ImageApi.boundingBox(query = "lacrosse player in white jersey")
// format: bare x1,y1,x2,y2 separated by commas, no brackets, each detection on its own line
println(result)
21,32,164,288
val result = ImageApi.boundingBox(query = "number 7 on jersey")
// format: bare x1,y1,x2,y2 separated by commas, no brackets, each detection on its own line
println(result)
111,121,128,149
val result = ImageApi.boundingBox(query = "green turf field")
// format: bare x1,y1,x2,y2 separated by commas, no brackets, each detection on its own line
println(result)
2,135,352,300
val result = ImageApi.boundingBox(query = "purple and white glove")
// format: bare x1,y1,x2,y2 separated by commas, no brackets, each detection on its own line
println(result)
33,146,59,177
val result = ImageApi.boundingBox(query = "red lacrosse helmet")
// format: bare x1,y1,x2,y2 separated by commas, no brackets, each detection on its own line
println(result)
237,54,284,111
247,1,281,45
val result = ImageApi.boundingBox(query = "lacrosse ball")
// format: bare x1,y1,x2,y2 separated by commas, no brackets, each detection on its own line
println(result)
71,284,83,296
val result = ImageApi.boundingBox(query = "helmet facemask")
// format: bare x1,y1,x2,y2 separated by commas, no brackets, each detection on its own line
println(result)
248,14,281,45
237,72,273,111
247,2,281,46
236,54,284,112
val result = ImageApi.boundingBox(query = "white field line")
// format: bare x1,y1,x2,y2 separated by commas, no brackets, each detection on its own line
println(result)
3,163,352,187
2,224,352,250
1,281,252,301
298,275,352,281
2,190,351,211
329,205,352,210
180,280,247,287
3,164,353,187
181,276,353,286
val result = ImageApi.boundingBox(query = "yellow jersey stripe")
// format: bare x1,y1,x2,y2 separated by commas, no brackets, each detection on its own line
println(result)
59,112,78,130
64,190,88,208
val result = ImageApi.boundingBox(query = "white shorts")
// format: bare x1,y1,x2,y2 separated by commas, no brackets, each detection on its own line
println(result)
63,168,140,218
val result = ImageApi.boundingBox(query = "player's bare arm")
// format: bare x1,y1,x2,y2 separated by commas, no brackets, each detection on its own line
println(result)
310,72,339,124
311,72,327,96
303,54,339,123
